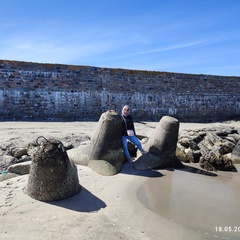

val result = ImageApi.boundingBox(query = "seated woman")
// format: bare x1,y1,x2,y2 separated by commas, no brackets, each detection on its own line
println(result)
121,105,147,163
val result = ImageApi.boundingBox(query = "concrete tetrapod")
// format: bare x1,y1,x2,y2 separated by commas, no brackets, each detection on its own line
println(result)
68,110,125,175
134,116,184,170
87,110,125,175
26,137,81,201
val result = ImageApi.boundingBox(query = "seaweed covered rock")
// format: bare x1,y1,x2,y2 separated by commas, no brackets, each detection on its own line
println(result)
199,151,235,171
177,125,239,171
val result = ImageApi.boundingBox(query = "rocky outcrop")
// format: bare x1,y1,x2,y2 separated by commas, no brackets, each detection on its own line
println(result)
177,125,239,171
0,144,39,174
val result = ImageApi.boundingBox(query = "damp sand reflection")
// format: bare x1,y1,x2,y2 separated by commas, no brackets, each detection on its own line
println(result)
137,164,240,239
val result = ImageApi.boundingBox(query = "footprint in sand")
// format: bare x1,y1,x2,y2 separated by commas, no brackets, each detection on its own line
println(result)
4,201,13,207
4,190,15,206
2,181,18,207
6,181,13,186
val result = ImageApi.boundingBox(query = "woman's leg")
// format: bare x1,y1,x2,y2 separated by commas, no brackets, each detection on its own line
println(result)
121,136,131,159
128,136,143,151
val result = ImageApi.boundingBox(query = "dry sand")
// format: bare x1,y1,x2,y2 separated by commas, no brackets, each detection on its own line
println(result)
0,120,240,240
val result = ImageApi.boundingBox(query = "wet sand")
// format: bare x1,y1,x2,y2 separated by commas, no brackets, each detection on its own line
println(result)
137,163,240,239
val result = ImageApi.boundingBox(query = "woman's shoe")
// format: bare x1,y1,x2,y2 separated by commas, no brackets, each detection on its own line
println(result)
128,157,135,163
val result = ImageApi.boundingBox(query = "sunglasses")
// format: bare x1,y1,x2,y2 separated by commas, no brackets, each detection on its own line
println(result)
124,108,129,112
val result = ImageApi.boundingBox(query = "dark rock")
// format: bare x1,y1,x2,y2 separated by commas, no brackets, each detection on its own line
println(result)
206,132,223,146
176,144,188,162
215,127,237,136
199,151,236,171
178,138,191,148
219,139,235,154
8,161,31,175
16,155,32,163
231,140,240,164
180,148,201,163
11,147,28,158
0,155,17,172
227,133,240,142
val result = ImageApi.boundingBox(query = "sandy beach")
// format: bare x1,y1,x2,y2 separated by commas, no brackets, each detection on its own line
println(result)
0,120,240,240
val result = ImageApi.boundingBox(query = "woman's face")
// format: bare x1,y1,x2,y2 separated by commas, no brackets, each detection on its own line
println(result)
123,107,129,114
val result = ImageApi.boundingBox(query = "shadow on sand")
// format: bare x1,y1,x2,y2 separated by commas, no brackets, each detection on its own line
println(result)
179,164,218,176
161,164,218,177
121,159,218,178
121,161,218,177
48,186,106,212
120,162,164,178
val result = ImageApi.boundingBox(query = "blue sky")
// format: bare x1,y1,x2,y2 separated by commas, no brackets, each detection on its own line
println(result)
0,0,239,76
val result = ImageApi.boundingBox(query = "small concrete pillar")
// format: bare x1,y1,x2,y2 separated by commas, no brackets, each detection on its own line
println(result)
134,116,183,170
26,137,81,201
147,116,179,159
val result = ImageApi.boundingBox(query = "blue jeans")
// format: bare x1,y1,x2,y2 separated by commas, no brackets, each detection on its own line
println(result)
122,135,143,159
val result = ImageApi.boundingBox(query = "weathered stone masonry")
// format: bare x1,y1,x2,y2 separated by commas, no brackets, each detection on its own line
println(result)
0,59,239,122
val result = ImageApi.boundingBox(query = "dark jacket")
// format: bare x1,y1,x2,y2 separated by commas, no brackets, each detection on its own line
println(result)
121,114,136,136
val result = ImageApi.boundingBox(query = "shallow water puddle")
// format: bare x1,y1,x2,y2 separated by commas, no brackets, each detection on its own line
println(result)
138,167,240,239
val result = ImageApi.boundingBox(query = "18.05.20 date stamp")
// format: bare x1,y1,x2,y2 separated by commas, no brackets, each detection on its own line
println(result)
215,227,240,232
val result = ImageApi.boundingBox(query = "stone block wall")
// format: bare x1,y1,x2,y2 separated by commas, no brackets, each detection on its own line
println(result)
0,60,239,122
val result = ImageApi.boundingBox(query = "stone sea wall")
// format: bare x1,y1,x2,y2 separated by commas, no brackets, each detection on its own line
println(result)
0,59,239,122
